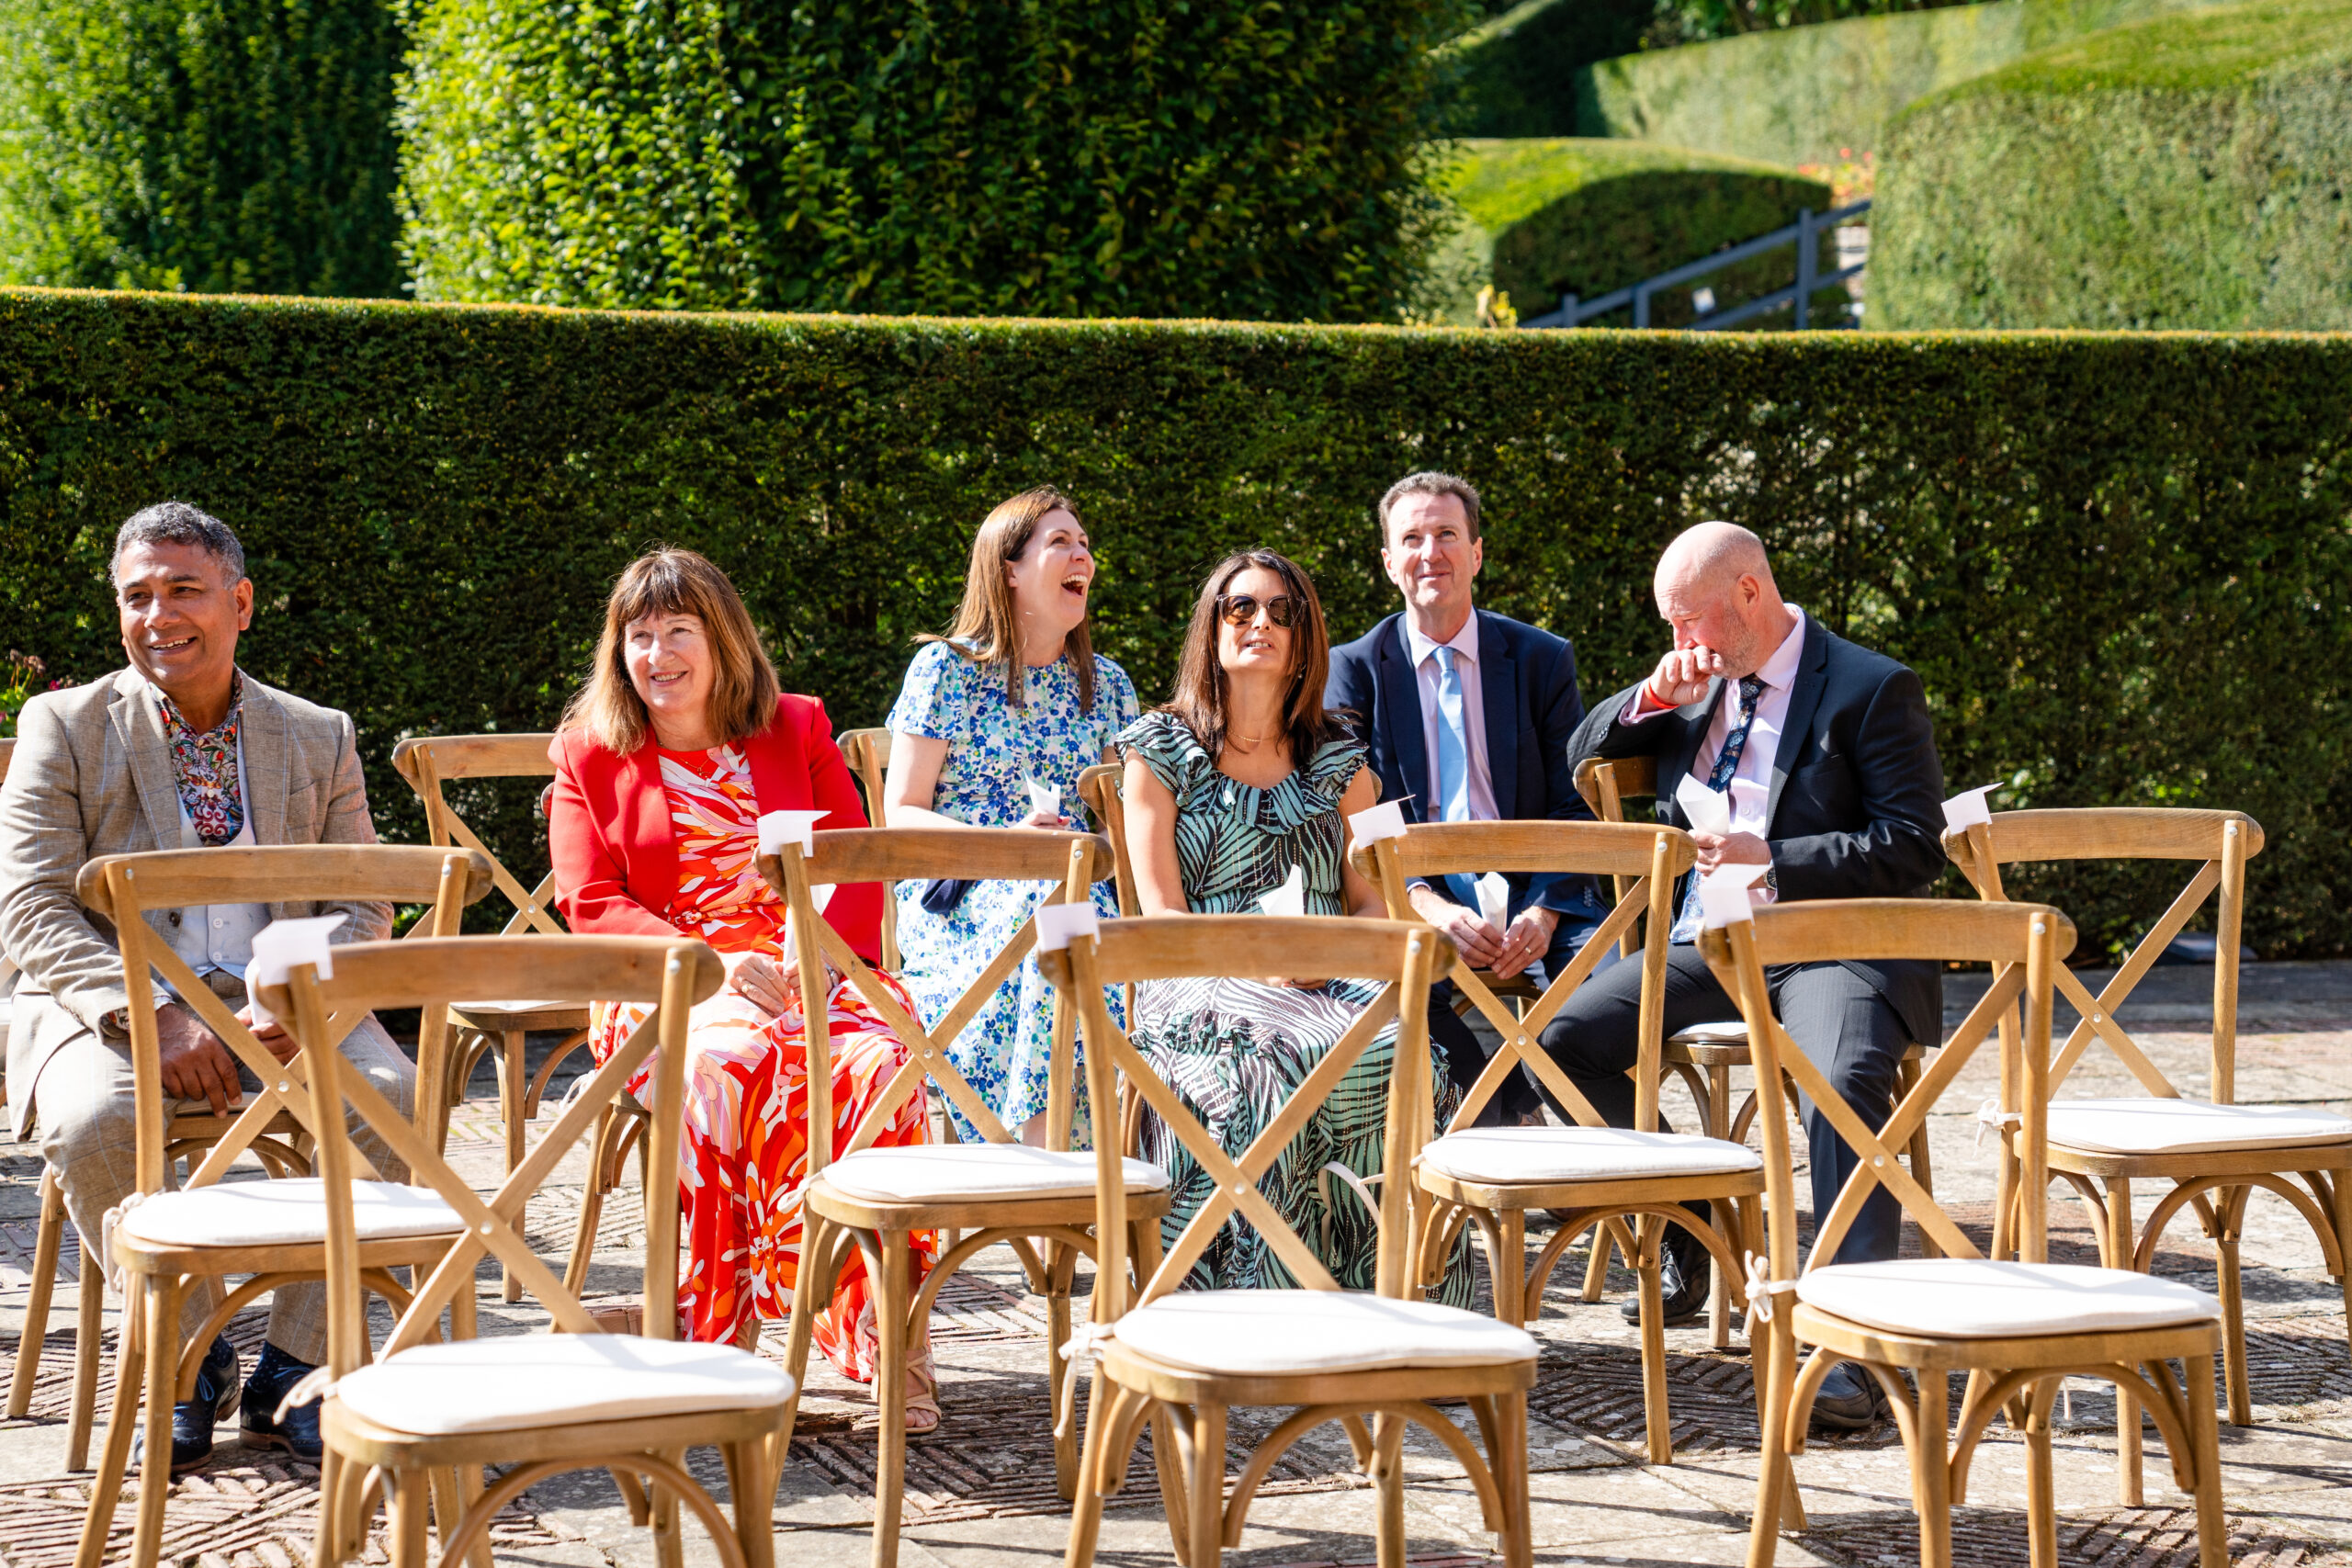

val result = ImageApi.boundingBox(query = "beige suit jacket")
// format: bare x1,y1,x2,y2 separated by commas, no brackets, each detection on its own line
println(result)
0,666,390,1135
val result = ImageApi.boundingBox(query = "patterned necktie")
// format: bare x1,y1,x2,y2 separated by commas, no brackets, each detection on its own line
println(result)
1669,674,1766,942
1432,646,1481,910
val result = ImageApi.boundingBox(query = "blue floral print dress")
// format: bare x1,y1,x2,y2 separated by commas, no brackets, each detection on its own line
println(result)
886,641,1139,1145
1115,711,1472,1304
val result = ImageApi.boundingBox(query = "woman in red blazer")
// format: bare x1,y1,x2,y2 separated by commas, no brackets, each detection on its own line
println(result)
548,548,940,1429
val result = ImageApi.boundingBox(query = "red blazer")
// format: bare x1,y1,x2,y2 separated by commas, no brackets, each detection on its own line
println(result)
548,694,883,964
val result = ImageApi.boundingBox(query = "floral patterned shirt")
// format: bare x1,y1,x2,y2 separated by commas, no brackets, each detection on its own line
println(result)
157,672,245,846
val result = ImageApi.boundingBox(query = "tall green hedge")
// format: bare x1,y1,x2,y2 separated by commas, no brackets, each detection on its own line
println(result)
397,0,1468,323
1874,0,2352,329
0,0,403,296
1567,0,2241,164
1427,140,1840,326
1,289,2348,959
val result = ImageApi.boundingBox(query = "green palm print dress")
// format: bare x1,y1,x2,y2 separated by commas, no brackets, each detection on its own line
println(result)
1116,711,1473,1304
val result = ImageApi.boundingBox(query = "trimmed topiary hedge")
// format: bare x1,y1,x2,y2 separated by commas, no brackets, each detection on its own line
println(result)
1428,139,1840,326
0,0,403,296
396,0,1467,324
1567,0,2240,164
1438,0,1657,138
1,289,2348,959
1873,0,2352,330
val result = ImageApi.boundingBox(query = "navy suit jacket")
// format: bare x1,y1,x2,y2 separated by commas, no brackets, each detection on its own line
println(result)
1326,609,1602,929
1568,615,1948,1045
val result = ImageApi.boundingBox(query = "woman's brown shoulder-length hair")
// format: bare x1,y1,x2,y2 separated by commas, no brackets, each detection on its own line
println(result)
1161,548,1348,770
562,547,782,754
917,485,1098,713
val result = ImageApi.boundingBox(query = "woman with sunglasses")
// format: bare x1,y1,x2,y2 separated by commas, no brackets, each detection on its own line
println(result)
1116,550,1472,1301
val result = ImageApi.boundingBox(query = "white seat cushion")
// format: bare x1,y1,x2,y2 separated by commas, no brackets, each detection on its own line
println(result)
1668,1021,1749,1045
2047,1097,2352,1156
119,1179,464,1247
1419,1127,1761,1184
334,1335,794,1435
1796,1259,2219,1339
819,1145,1171,1204
1114,1291,1537,1375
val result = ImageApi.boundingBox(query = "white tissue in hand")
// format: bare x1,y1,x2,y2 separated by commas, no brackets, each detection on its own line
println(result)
1476,872,1511,928
247,913,350,1026
758,809,828,857
1349,799,1408,849
1674,773,1732,837
1026,777,1061,821
1261,863,1307,919
1941,784,1997,832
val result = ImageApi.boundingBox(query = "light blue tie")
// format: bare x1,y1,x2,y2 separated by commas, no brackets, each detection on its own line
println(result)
1433,647,1480,909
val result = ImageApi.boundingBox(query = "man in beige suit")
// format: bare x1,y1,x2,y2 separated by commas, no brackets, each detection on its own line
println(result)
0,502,415,1471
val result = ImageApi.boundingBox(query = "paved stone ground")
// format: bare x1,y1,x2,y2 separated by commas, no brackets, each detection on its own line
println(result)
4,960,2351,1568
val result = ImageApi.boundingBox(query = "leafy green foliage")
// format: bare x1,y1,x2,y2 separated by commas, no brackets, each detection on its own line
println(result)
397,0,1471,323
1438,0,1657,137
1874,0,2352,329
0,0,403,295
1,290,2347,957
1430,138,1838,326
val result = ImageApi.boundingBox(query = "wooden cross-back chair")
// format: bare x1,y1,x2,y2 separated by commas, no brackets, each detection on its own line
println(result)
1702,897,2229,1568
390,734,591,1303
1355,819,1768,1466
1945,806,2350,1501
1040,913,1538,1568
262,933,791,1568
834,729,899,967
762,826,1164,1568
68,845,492,1568
1575,753,1941,1340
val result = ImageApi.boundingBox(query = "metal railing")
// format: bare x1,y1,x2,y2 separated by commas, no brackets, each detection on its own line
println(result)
1521,198,1870,332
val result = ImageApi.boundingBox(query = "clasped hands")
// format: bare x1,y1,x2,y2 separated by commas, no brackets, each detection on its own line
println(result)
723,949,834,1018
1646,645,1773,877
1408,884,1559,981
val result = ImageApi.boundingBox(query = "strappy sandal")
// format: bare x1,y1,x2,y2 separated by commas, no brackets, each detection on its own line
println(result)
901,1348,942,1437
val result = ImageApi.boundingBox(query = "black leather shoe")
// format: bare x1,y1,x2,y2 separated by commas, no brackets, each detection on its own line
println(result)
241,1344,324,1462
131,1335,238,1474
1808,1360,1886,1433
1621,1222,1711,1326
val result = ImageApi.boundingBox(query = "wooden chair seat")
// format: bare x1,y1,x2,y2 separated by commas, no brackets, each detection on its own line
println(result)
2045,1097,2352,1156
813,1145,1170,1205
1419,1126,1762,1187
447,998,591,1032
327,1334,795,1436
116,1178,463,1248
1792,1258,2220,1341
1107,1289,1535,1377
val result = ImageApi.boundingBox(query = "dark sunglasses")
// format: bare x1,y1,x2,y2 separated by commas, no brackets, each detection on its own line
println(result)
1216,592,1300,628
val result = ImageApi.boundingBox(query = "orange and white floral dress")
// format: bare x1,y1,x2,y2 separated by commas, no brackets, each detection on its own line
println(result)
587,744,937,1376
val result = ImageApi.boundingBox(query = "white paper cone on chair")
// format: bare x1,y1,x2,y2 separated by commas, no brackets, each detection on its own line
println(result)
1347,798,1408,851
760,809,834,953
246,912,349,1028
1697,862,1768,930
1476,872,1511,930
1941,784,2000,832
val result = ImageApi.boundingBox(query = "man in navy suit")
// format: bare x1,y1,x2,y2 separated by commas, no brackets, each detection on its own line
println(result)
1326,472,1606,1123
1544,520,1946,1428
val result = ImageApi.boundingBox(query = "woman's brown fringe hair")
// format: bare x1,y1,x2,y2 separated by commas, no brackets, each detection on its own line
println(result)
1161,549,1347,770
563,547,781,754
918,486,1097,713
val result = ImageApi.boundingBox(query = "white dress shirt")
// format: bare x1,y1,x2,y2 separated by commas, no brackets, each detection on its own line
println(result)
148,681,268,987
1403,614,1498,821
1626,605,1808,904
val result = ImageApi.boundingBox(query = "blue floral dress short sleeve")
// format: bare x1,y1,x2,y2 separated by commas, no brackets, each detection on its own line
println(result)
886,642,1139,1143
1115,710,1471,1303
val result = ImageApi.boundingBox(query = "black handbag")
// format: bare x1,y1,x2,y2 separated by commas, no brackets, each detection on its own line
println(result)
919,877,974,916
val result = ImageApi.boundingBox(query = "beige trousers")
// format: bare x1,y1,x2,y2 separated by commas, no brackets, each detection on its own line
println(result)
30,1011,415,1368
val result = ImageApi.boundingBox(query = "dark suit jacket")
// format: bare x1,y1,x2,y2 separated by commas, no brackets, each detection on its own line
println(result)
1327,609,1601,927
1568,615,1947,1044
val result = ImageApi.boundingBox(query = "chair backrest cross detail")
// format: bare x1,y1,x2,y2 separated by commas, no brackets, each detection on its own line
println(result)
390,734,568,939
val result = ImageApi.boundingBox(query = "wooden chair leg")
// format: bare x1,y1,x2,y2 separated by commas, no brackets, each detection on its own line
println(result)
1064,1374,1118,1568
1579,1222,1612,1303
1048,1241,1079,1502
1493,1390,1532,1568
652,1448,686,1568
564,1105,621,1296
2105,1179,2143,1505
1634,1213,1672,1464
2183,1353,2228,1568
1188,1403,1227,1568
1706,1064,1734,1345
70,1242,103,1471
723,1436,778,1568
313,1447,346,1568
388,1468,432,1568
1745,1316,1794,1568
2024,1376,2059,1568
1896,1055,1939,1260
498,1030,528,1303
1912,1361,1953,1568
1371,1411,1408,1568
1491,1208,1526,1326
9,1167,63,1418
2213,1185,2253,1425
74,1272,145,1568
131,1276,182,1568
869,1232,912,1568
2333,1168,2352,1363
